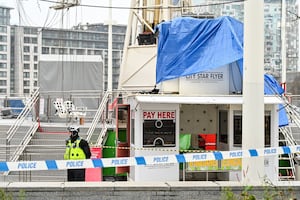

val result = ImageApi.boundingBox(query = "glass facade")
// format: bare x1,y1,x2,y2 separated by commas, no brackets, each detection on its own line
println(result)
0,7,10,26
202,0,298,76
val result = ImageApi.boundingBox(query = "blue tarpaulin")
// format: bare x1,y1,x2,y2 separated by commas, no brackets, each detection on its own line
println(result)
156,16,243,84
264,74,289,127
156,16,288,127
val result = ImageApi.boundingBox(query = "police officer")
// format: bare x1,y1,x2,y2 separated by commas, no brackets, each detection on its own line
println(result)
64,126,91,181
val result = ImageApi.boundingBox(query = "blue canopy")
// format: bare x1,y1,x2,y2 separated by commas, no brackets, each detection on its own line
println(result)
264,74,289,127
156,16,243,83
156,16,289,127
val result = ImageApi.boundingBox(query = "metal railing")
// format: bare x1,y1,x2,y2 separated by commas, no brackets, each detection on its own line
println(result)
277,95,300,181
8,122,39,163
3,89,40,176
96,121,108,146
86,91,110,142
6,88,40,143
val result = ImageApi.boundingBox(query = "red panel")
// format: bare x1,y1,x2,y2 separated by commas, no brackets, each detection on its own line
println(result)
199,134,217,150
85,147,102,181
205,145,217,150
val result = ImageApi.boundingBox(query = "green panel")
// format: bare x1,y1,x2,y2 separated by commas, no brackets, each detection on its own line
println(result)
179,134,191,170
180,133,191,151
118,129,127,142
103,130,116,176
279,160,290,167
105,130,116,147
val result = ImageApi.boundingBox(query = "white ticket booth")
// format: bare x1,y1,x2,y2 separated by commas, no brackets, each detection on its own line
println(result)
127,99,180,182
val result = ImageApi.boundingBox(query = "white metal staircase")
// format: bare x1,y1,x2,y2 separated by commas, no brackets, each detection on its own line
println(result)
278,96,300,181
86,91,111,145
4,88,40,176
6,88,40,144
278,127,296,180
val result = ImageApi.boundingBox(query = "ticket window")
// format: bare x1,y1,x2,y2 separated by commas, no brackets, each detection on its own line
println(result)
143,119,176,147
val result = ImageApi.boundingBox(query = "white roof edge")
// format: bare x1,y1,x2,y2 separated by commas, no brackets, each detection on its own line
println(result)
133,95,283,104
40,55,102,62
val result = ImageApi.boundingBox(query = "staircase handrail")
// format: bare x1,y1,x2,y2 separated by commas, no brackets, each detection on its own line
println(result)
6,88,40,143
4,122,39,176
9,122,39,162
86,91,110,142
279,126,297,146
96,122,108,146
285,105,300,129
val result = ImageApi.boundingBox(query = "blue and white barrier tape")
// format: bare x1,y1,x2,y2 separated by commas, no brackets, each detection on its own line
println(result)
1,145,299,172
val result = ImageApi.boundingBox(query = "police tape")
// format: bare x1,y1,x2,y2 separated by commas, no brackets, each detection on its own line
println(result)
1,145,299,172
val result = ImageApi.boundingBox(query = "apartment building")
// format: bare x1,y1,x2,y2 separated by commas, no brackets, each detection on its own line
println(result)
0,6,11,96
194,0,298,76
9,23,126,95
11,26,39,95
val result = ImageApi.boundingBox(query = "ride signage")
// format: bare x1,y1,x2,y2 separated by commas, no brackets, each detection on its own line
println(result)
143,111,176,147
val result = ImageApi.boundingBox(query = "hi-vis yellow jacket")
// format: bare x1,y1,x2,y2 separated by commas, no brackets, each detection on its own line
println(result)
64,138,86,160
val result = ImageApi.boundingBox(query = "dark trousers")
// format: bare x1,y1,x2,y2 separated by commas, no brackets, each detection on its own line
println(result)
67,169,85,181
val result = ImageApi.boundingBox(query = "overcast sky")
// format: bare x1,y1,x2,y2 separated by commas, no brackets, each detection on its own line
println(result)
0,0,131,28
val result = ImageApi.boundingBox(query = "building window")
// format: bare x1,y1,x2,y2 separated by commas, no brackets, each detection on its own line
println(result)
0,54,7,60
0,26,7,33
23,72,30,78
24,46,30,53
34,56,38,61
0,80,6,86
59,48,67,54
24,27,38,35
0,63,7,68
219,110,228,144
24,37,30,43
0,35,7,42
42,47,49,54
23,89,30,94
76,49,85,55
51,48,58,54
32,37,37,44
24,55,30,61
23,80,30,86
34,64,38,70
34,46,38,53
94,50,101,55
0,45,7,52
24,37,37,44
0,88,6,93
233,111,271,147
0,71,7,77
24,63,30,69
34,72,38,78
233,112,242,146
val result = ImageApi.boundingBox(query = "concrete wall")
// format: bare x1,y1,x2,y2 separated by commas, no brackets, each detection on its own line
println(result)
1,181,300,200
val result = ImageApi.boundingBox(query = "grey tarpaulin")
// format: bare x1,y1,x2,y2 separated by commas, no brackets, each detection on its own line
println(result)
39,60,103,118
39,61,102,92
